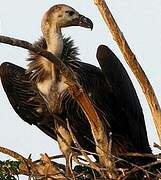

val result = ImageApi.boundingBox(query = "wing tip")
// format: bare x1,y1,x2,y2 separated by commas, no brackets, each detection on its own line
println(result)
0,62,10,77
0,62,17,78
96,44,115,61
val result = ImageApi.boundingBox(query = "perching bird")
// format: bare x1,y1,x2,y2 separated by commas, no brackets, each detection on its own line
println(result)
0,4,152,168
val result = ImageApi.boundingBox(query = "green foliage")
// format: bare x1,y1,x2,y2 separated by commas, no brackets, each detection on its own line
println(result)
0,160,20,180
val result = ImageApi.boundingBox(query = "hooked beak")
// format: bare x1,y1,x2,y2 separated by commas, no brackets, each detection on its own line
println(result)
72,14,93,30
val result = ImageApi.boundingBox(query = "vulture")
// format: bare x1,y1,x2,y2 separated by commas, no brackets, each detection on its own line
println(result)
0,4,152,168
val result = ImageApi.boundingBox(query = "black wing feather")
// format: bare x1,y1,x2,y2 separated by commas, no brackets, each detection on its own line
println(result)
96,45,151,153
0,62,57,140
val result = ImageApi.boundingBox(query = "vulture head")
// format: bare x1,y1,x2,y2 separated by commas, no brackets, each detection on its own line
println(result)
38,4,93,63
41,4,93,34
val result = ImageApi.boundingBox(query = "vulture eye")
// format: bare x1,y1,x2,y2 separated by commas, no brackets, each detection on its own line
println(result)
65,10,75,16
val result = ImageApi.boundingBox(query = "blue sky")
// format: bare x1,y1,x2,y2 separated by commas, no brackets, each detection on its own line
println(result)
0,0,161,166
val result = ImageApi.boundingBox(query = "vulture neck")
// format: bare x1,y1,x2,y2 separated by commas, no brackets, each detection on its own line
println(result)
42,24,63,72
45,26,63,57
37,23,66,97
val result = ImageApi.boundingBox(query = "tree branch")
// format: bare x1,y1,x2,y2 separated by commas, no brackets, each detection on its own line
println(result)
0,146,28,162
94,0,161,143
0,148,66,179
0,35,110,168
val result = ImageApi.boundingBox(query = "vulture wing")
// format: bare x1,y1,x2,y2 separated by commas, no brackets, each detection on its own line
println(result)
96,45,151,153
0,62,57,140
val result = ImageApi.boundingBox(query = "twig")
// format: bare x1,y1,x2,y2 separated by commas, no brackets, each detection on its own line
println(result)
154,143,161,151
125,160,161,179
120,152,161,159
0,146,27,162
38,153,66,180
0,146,33,176
66,118,116,179
94,0,161,143
33,154,64,164
66,120,100,172
111,152,161,179
0,146,67,179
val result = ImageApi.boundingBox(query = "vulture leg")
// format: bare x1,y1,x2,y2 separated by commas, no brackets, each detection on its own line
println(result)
54,118,74,177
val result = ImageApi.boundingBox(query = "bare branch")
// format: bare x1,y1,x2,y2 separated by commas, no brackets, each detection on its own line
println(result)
66,119,101,173
94,0,161,143
0,146,66,179
154,143,161,151
0,35,109,168
0,146,28,162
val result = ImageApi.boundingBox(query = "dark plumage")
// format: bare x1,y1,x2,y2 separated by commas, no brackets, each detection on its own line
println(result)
0,37,152,161
97,45,151,154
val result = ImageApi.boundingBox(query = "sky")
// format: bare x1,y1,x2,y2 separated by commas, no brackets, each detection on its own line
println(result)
0,0,161,172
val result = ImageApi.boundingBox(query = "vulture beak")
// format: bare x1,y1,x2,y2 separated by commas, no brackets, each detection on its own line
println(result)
72,14,93,30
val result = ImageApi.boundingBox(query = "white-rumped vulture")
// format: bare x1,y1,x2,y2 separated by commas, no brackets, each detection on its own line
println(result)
0,4,152,165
